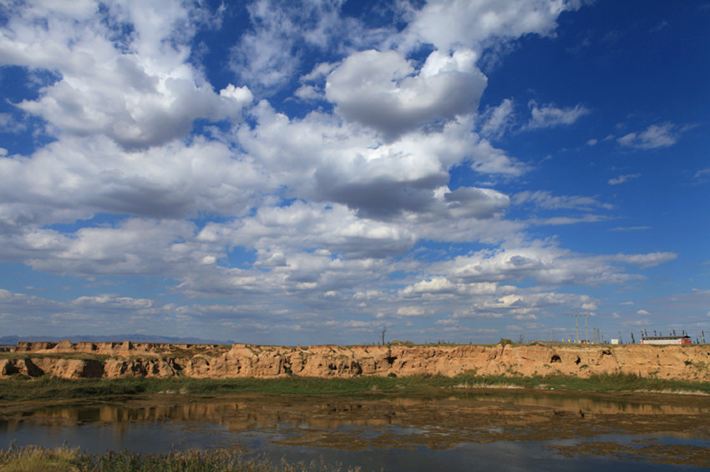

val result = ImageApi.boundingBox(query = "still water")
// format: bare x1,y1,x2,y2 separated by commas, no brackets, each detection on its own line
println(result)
0,392,708,471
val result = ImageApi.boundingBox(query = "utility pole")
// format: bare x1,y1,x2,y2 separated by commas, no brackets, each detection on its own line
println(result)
575,314,580,343
380,326,387,346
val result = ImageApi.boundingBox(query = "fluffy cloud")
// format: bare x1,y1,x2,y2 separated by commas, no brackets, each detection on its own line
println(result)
617,123,680,149
0,112,27,134
432,242,675,286
13,219,198,276
0,136,265,227
194,192,516,273
207,202,418,259
450,291,596,320
237,102,522,218
1,1,252,150
294,84,321,101
396,306,432,317
230,0,390,94
72,295,155,310
526,101,590,129
402,277,502,297
401,0,581,53
230,0,308,93
441,186,510,218
326,49,486,138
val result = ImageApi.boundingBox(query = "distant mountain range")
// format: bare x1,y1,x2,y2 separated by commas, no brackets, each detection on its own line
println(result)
0,334,234,345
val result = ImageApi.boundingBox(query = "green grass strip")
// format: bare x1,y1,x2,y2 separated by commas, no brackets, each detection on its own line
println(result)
0,373,707,403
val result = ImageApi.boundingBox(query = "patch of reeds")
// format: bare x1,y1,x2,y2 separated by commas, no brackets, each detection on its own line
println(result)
0,446,362,472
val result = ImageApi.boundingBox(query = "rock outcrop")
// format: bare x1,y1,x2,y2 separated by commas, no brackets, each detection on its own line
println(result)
1,342,708,381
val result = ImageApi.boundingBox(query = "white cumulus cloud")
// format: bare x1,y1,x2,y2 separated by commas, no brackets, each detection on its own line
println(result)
326,49,486,138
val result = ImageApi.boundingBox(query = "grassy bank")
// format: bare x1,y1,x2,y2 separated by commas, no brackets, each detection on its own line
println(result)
0,446,358,472
0,373,707,403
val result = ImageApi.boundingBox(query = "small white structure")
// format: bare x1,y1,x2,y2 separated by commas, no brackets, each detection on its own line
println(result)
610,338,620,345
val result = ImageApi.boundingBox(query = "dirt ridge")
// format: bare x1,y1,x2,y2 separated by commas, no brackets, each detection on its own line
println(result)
1,342,708,381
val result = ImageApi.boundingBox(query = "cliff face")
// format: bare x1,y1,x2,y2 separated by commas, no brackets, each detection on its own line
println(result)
1,342,708,381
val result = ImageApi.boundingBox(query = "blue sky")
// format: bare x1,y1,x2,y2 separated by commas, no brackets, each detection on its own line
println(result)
0,0,708,344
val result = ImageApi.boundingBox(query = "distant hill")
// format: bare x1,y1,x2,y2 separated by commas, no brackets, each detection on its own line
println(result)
0,334,234,345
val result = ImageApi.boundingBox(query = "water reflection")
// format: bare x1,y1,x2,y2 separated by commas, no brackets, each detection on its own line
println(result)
5,393,708,425
0,392,708,470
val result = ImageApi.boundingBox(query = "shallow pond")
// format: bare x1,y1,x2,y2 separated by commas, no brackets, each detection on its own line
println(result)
0,391,708,470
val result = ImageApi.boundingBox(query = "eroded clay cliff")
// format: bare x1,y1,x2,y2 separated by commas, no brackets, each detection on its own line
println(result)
1,341,708,381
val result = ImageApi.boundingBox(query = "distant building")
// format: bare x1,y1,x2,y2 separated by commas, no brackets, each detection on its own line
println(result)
640,335,692,346
610,338,620,345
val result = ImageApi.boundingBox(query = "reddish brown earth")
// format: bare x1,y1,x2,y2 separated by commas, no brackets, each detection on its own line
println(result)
0,341,708,381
